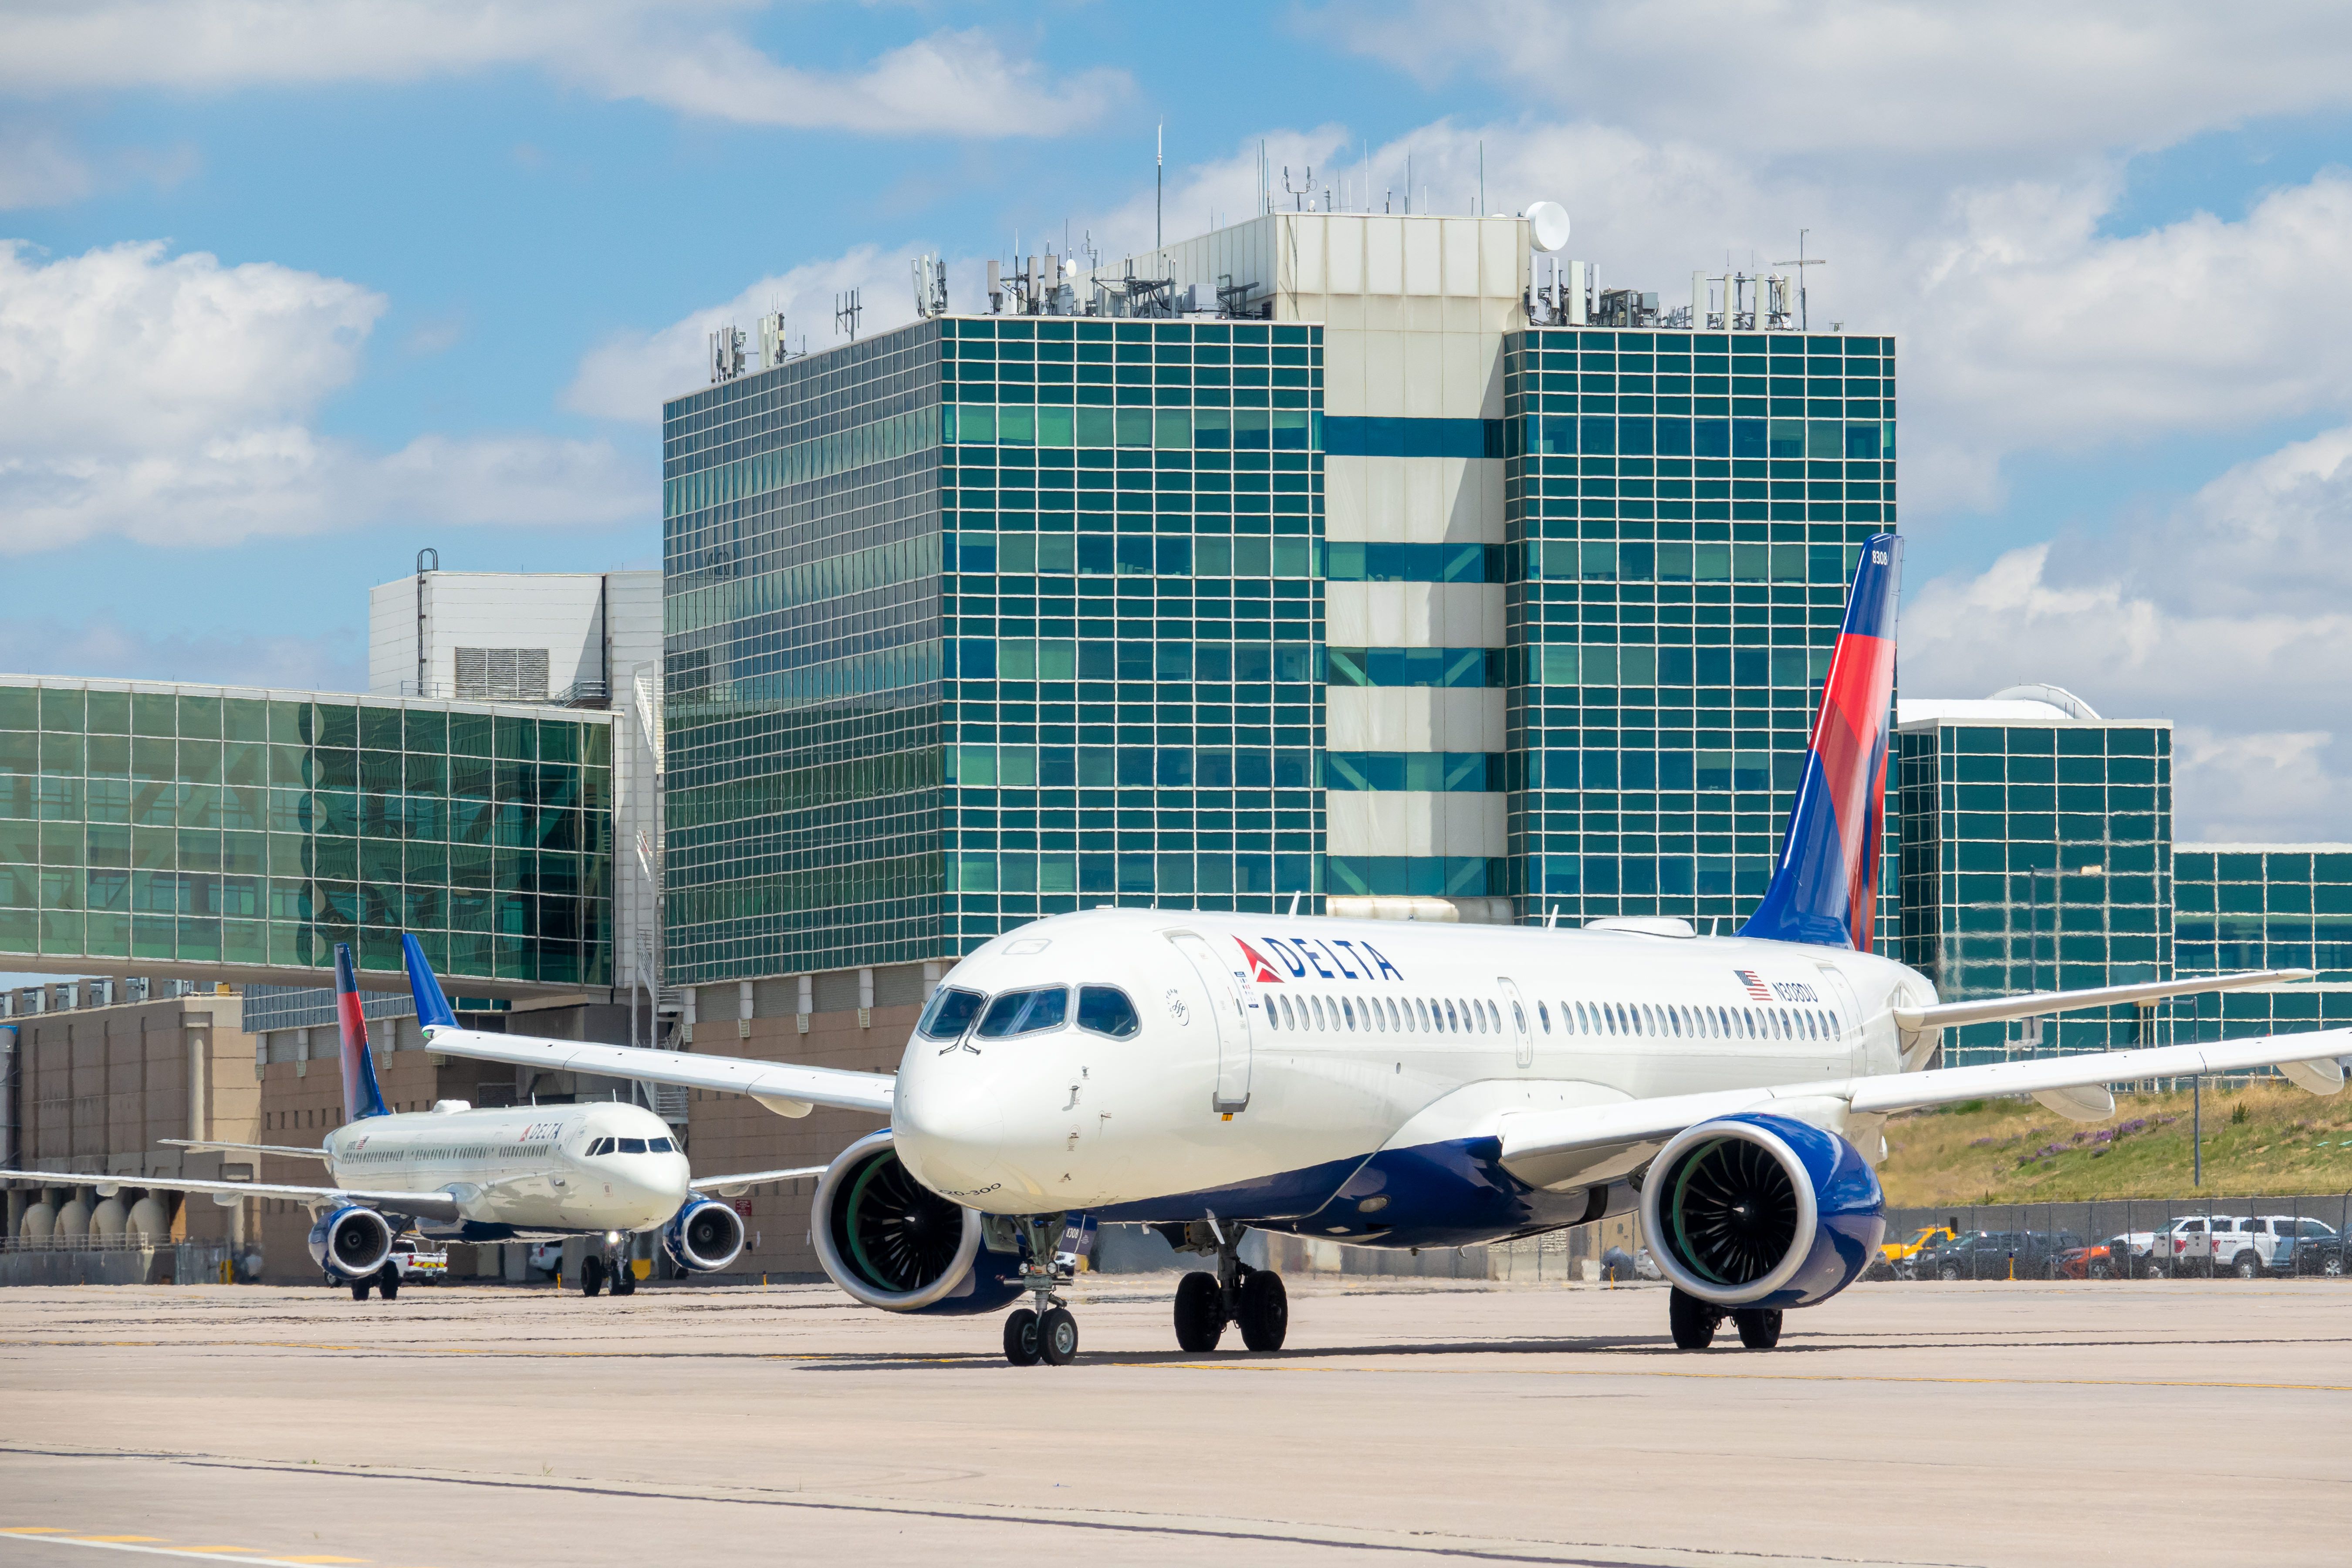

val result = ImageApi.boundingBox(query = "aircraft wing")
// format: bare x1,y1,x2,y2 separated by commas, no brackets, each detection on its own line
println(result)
159,1139,331,1161
421,1025,896,1119
1495,1027,2352,1180
691,1164,832,1197
1891,968,2310,1031
0,1168,463,1223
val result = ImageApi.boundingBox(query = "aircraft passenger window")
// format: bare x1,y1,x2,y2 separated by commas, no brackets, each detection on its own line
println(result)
1416,997,1431,1031
1342,997,1358,1031
1537,1001,1551,1033
618,1138,648,1154
649,1137,673,1152
1012,987,1069,1035
1511,1000,1527,1032
919,986,986,1040
1077,985,1141,1039
1441,999,1456,1032
1386,997,1401,1030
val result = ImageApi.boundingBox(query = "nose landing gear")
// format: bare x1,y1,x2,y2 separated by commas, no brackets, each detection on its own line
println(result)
1002,1216,1080,1367
1167,1217,1287,1353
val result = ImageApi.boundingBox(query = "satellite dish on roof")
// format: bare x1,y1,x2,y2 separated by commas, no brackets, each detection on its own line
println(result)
1525,201,1571,253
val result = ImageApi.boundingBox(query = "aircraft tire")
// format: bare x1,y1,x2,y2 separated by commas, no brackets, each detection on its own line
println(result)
1040,1307,1080,1365
376,1265,400,1301
1237,1268,1288,1352
1733,1307,1781,1349
1668,1288,1718,1350
581,1255,605,1297
350,1278,372,1301
1173,1271,1223,1352
1003,1308,1043,1366
612,1264,636,1297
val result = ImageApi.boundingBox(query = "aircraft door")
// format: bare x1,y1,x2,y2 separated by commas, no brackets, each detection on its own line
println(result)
1166,930,1254,1113
1815,965,1866,1064
1498,977,1534,1069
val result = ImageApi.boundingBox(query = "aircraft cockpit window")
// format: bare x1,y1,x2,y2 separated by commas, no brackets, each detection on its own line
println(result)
977,987,1068,1038
618,1137,648,1153
649,1137,674,1152
1076,984,1140,1039
919,986,986,1040
586,1137,612,1155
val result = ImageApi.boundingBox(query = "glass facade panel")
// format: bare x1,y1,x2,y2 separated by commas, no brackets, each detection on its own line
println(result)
662,316,1325,981
0,679,612,985
1504,328,1896,934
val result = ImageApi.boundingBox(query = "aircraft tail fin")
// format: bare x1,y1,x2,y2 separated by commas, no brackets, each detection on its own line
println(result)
1739,532,1903,950
401,932,458,1031
333,943,390,1122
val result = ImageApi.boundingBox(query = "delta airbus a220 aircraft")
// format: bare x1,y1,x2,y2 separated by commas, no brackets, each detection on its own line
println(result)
408,532,2347,1362
1,945,821,1298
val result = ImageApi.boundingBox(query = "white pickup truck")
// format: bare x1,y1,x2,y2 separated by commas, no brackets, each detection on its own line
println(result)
389,1237,448,1283
2151,1216,2261,1277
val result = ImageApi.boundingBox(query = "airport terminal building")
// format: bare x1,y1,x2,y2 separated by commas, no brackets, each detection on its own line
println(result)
7,209,2352,1281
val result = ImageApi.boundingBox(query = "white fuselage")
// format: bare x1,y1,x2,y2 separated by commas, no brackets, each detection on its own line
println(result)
321,1101,690,1236
892,910,1936,1218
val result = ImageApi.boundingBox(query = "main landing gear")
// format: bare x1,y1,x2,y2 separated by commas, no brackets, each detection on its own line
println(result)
1169,1218,1286,1354
1668,1287,1780,1351
340,1263,401,1301
1003,1216,1079,1367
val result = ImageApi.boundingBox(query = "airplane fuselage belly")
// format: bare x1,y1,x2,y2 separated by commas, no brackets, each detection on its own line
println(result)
321,1103,690,1234
892,909,1924,1233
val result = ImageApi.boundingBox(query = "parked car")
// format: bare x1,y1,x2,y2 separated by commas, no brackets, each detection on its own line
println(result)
1912,1229,2083,1281
2151,1216,2251,1277
2054,1235,2161,1280
2239,1216,2342,1277
1872,1224,1959,1280
389,1237,447,1283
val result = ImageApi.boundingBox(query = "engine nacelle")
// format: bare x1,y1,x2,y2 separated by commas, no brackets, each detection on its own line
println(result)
662,1196,747,1273
811,1129,1023,1315
307,1205,394,1281
1639,1113,1885,1310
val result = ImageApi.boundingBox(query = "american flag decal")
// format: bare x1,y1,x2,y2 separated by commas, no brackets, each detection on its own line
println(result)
1735,969,1772,1000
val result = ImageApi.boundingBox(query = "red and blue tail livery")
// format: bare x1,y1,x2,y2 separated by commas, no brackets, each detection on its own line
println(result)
1740,532,1902,950
334,941,390,1122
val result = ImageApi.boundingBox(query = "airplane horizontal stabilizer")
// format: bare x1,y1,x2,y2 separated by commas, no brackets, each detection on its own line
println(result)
1890,968,2310,1031
0,1168,463,1222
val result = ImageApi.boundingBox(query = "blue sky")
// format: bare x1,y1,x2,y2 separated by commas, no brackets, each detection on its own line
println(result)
4,0,2352,839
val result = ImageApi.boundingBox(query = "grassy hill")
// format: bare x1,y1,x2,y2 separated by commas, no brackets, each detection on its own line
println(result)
1876,1080,2352,1207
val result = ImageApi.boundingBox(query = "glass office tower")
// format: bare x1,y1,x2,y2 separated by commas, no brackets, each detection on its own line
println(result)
1502,329,1898,935
0,678,614,987
2172,844,2352,1040
662,316,1325,983
1894,714,2171,1064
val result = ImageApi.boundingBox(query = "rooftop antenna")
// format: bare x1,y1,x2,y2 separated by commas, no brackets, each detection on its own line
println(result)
1773,229,1826,330
1478,139,1484,214
833,288,862,341
1283,163,1314,212
1406,152,1413,214
1156,121,1163,254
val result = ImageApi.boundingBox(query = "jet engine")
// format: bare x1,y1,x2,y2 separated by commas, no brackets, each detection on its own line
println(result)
1639,1113,1885,1310
662,1196,747,1273
811,1129,1022,1315
306,1205,394,1281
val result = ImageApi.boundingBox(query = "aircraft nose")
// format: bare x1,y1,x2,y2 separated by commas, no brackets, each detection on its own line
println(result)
893,1067,1013,1198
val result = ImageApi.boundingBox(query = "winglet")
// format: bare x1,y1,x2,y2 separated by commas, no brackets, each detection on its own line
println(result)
401,932,458,1031
333,942,390,1121
1740,533,1903,950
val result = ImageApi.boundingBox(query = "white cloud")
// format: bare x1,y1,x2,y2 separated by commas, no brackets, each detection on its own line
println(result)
564,244,926,424
0,240,645,550
1900,429,2352,840
1324,0,2352,169
0,2,1125,136
0,614,365,693
0,125,91,208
